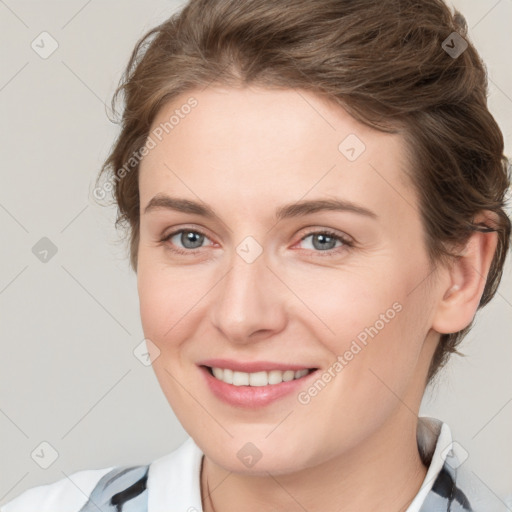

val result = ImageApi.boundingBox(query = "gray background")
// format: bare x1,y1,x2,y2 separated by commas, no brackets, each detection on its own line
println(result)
0,0,511,506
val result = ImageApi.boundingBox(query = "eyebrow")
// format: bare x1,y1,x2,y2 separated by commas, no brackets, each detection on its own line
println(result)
143,194,377,221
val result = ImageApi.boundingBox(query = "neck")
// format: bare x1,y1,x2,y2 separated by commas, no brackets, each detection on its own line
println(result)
200,412,428,512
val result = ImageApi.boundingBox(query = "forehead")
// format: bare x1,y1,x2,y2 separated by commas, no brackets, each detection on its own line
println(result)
138,86,416,222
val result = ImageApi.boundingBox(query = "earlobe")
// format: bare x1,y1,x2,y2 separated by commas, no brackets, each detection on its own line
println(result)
432,215,498,335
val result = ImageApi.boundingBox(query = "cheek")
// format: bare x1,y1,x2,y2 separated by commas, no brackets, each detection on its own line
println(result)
138,270,172,341
136,261,205,410
137,255,180,344
294,262,427,380
350,297,430,406
284,262,404,340
137,258,215,352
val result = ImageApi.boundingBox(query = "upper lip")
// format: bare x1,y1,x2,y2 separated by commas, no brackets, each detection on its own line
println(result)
198,358,317,373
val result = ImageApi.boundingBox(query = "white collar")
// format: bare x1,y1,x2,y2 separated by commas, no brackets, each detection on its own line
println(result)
408,416,453,511
146,416,452,512
147,435,204,511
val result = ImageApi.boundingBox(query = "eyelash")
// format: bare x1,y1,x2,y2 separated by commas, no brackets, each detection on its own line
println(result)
160,228,354,257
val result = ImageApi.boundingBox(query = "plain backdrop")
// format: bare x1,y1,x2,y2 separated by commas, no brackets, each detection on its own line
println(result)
0,0,511,506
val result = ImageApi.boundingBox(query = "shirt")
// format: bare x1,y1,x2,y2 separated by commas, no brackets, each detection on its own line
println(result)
1,416,507,511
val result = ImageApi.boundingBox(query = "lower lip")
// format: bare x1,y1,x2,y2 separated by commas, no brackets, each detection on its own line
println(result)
199,366,318,408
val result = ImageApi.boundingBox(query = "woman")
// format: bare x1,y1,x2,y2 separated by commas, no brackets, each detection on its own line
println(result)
2,0,510,510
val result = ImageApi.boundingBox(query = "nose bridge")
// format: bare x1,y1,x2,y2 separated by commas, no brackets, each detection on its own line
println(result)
209,237,286,342
226,242,267,300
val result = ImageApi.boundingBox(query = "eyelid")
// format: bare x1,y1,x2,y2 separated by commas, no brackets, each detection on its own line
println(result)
298,226,354,243
161,226,211,241
294,228,354,255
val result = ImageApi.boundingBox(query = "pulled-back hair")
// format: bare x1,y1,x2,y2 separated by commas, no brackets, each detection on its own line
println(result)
95,0,511,384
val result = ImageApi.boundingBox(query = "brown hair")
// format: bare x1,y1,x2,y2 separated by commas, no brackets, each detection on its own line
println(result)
95,0,511,384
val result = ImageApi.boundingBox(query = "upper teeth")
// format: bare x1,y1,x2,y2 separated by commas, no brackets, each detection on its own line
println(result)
210,367,311,386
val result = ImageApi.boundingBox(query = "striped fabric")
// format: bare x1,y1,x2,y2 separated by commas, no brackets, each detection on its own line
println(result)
419,466,473,511
5,417,501,511
77,442,474,512
78,466,149,512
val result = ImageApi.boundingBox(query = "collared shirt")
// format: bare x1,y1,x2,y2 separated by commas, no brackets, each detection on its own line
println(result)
1,417,507,511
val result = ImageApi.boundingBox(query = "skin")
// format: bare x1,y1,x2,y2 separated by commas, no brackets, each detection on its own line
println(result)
136,85,497,512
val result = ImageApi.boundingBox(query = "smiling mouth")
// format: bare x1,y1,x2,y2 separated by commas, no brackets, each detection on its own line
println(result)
202,365,318,386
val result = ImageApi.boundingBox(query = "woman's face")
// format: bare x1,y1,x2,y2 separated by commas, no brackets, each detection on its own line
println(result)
137,85,441,474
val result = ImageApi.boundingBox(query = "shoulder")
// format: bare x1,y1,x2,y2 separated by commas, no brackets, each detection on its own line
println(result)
420,431,509,512
0,467,114,512
449,461,510,512
0,464,150,512
412,418,509,512
0,437,201,512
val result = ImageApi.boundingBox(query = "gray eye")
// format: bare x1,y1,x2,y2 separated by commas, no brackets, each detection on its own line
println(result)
301,233,341,251
175,230,205,249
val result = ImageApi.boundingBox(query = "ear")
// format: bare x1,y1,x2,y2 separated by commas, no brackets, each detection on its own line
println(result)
431,212,499,335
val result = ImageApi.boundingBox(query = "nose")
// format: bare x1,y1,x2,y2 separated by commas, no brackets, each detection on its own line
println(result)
209,244,288,344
